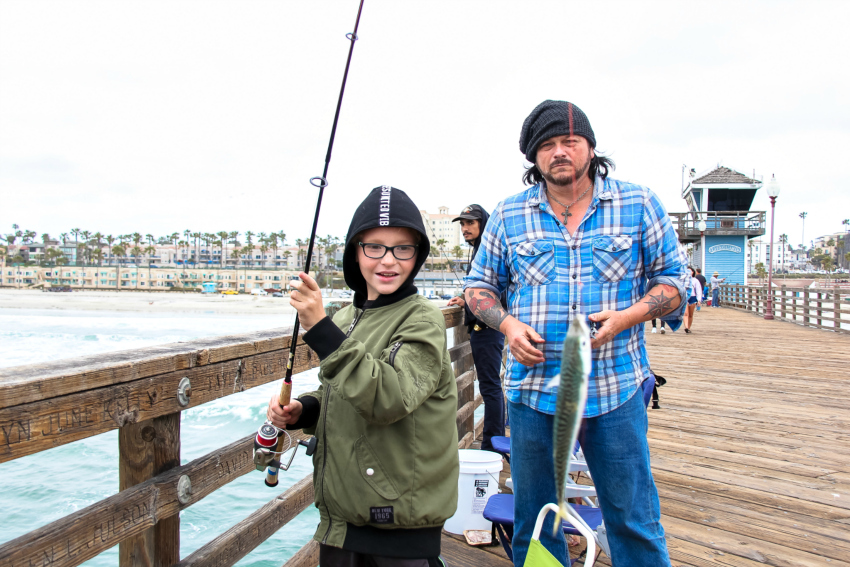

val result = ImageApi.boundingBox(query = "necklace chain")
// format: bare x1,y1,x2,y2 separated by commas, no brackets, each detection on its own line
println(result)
547,184,593,223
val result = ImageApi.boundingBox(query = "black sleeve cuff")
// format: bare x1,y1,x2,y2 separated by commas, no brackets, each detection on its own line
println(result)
287,395,321,430
302,316,347,361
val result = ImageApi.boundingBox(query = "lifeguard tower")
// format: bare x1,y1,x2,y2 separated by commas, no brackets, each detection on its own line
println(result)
671,166,766,284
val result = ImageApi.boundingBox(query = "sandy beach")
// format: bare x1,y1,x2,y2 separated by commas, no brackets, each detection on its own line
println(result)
0,289,451,315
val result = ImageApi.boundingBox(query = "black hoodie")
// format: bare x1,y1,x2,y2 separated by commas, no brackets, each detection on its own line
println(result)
342,186,430,309
462,207,507,330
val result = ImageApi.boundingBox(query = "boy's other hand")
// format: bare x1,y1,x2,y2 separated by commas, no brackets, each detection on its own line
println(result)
289,272,324,331
267,394,303,428
447,296,465,308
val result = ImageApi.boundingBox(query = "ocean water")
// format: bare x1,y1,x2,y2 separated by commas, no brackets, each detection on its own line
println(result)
0,309,321,566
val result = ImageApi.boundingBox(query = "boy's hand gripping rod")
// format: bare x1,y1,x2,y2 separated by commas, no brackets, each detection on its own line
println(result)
254,0,366,487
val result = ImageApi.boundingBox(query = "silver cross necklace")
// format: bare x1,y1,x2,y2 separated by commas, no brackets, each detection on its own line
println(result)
547,184,593,224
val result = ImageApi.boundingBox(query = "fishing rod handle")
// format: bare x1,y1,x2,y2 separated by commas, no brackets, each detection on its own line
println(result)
278,380,292,409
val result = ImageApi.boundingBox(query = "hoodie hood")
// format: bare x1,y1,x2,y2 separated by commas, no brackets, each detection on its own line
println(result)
343,186,430,308
470,206,491,261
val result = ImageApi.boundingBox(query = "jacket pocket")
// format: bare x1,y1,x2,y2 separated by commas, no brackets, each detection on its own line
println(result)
592,235,632,283
514,240,555,286
355,436,400,501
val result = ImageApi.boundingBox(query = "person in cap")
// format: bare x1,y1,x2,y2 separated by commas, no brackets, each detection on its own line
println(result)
447,204,506,452
463,100,688,566
266,186,458,567
710,271,726,307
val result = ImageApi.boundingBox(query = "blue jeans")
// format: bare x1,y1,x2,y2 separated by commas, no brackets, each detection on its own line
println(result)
711,288,720,307
508,390,670,567
470,326,506,451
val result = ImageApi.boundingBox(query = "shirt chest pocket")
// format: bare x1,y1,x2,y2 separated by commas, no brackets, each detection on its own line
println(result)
592,235,633,283
514,240,555,286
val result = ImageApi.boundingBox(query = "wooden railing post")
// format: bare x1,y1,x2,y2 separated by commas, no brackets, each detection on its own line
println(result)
780,285,786,320
803,289,810,328
816,291,823,327
452,323,475,440
119,413,181,567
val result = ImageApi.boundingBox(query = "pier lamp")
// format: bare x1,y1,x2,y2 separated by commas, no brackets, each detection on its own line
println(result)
697,219,707,269
764,175,780,320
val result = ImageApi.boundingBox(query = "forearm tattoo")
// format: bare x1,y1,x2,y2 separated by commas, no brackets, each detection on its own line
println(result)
644,290,677,318
467,289,509,330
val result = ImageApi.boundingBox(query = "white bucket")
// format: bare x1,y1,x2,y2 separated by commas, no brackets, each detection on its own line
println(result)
444,449,503,534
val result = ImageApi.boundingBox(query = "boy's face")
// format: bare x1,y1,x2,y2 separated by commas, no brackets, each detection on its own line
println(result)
357,227,419,300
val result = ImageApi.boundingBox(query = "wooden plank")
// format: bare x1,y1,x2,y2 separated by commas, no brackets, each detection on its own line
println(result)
0,430,309,567
0,344,321,463
175,476,314,567
0,307,465,410
281,540,318,567
118,413,181,567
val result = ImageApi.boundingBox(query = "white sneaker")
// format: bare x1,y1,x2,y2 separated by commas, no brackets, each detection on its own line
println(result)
651,328,657,333
660,328,666,334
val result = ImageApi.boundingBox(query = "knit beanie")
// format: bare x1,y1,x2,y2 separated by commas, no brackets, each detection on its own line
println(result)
519,100,596,164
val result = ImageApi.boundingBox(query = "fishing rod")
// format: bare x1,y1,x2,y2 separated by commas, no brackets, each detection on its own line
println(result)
254,0,366,488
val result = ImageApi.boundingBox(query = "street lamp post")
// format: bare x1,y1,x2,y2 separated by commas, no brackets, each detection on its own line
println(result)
764,175,780,320
697,219,707,270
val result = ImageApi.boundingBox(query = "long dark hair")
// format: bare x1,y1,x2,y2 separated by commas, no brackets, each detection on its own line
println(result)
522,152,615,186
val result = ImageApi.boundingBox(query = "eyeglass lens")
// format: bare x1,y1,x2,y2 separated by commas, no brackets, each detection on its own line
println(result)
360,243,417,260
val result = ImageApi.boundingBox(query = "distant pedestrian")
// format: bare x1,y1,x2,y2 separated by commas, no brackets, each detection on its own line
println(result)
650,319,666,334
694,268,707,310
683,267,703,333
710,271,726,307
447,203,506,452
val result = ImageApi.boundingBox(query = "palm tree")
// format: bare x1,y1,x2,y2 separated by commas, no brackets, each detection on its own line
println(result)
144,245,156,287
112,243,127,288
130,246,143,288
71,228,81,265
295,238,305,269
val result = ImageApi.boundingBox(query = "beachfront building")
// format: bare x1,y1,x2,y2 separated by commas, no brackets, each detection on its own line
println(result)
420,207,466,251
671,166,766,284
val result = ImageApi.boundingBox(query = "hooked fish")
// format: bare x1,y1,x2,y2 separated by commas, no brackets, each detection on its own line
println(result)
548,317,591,534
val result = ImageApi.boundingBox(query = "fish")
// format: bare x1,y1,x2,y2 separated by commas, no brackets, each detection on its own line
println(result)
548,316,592,534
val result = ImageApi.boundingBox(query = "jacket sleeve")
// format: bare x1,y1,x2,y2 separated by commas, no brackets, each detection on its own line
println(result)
312,317,447,426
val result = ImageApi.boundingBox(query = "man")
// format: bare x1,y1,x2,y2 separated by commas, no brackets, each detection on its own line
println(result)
695,267,707,310
447,204,506,452
463,100,687,566
710,271,726,307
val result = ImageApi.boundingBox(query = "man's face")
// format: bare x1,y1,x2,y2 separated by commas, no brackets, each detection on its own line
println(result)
459,219,480,243
535,134,594,187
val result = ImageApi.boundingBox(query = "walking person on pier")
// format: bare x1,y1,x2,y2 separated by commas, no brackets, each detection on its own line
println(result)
448,204,507,452
710,271,726,307
694,267,707,311
463,100,688,566
683,267,703,333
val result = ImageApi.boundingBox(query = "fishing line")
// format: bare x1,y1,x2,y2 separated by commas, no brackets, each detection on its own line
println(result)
257,0,366,487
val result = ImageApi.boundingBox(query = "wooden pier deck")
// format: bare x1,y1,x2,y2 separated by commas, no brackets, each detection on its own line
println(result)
443,307,850,566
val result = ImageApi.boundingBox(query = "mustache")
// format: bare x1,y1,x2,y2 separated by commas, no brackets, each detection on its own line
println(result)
550,160,573,167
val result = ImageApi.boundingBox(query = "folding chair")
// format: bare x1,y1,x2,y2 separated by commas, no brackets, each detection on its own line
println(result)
483,494,608,565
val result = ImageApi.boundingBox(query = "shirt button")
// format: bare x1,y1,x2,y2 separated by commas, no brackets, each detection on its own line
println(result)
572,304,577,310
571,245,577,250
366,468,374,476
572,274,577,280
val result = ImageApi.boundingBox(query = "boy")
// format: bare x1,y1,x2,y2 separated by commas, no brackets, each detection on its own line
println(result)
266,186,459,567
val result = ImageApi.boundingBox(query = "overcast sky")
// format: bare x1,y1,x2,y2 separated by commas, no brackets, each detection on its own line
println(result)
1,0,848,249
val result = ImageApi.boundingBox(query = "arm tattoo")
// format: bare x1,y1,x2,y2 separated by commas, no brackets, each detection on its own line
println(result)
468,290,509,330
644,290,677,318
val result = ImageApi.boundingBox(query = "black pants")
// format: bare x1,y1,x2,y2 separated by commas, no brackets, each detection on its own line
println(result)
469,326,506,452
319,544,443,566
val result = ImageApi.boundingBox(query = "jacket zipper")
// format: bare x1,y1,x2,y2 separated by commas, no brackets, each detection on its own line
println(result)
320,308,365,544
388,341,403,366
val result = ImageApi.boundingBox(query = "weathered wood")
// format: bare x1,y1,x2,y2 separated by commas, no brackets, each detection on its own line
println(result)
455,370,474,410
0,430,308,567
452,323,472,378
0,344,320,463
0,307,466,410
281,540,319,567
175,476,314,567
119,413,181,567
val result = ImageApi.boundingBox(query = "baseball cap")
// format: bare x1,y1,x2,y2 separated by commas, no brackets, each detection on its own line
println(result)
452,204,485,223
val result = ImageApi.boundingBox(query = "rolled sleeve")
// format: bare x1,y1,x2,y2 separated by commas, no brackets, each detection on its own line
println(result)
641,191,688,329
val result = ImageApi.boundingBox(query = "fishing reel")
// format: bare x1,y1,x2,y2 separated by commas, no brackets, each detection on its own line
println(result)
253,421,318,487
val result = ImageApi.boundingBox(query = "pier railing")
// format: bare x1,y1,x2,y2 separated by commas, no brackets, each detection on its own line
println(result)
0,305,481,567
718,284,850,333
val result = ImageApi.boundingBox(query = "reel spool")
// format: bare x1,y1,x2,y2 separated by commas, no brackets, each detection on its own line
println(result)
253,421,318,487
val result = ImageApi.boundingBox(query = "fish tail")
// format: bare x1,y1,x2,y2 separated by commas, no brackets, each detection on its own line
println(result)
552,500,571,536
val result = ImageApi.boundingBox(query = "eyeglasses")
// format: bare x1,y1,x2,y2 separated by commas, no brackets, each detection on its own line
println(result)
358,242,418,260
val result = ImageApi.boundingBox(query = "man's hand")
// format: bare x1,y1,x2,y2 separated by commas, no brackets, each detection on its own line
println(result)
503,318,545,367
289,272,325,331
267,394,303,428
588,310,634,349
447,296,465,308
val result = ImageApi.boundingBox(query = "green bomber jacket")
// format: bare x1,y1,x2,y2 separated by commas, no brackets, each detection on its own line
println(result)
297,293,459,553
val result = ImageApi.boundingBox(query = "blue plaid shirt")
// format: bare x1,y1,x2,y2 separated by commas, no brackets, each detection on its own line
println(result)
464,177,688,417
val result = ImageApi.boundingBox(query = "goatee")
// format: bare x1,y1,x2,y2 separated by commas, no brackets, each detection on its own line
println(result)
542,157,591,188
